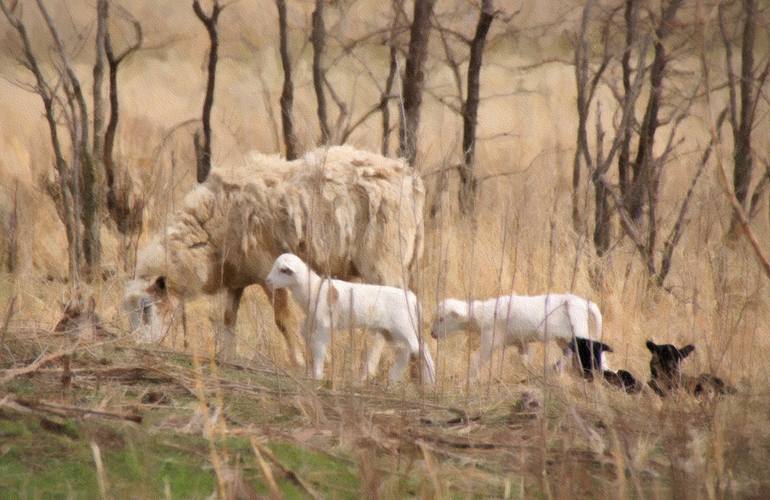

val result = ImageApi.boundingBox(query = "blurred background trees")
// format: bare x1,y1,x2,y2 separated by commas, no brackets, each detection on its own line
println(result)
0,0,768,287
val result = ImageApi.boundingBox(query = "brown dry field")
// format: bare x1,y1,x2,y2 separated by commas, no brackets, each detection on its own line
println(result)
1,1,770,498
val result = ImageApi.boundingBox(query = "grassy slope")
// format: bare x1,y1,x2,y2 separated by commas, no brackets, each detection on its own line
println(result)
2,332,770,499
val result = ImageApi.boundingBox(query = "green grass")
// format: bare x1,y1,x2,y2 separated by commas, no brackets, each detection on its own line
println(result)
0,412,359,499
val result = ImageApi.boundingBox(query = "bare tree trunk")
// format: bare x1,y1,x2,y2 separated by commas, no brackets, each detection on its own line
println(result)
89,0,108,279
571,0,596,230
617,0,637,199
398,0,436,165
731,0,756,223
311,0,330,145
627,0,682,222
458,0,494,215
38,0,100,279
276,0,297,160
193,0,223,183
5,181,18,273
104,18,143,237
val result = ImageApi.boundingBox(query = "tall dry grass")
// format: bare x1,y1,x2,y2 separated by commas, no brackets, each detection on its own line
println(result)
1,0,770,497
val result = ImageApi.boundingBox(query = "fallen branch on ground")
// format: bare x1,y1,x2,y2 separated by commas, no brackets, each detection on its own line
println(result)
0,345,81,386
2,396,142,423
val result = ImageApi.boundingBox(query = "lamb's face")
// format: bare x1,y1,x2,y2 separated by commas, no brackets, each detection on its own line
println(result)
430,300,470,339
266,253,304,290
123,276,173,343
646,340,694,382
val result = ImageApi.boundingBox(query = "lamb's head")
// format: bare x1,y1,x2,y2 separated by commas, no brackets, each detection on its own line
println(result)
266,253,307,290
566,337,613,377
646,339,694,383
430,299,472,339
123,276,173,343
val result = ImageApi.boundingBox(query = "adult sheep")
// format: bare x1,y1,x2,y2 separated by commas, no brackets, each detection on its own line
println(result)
124,145,425,366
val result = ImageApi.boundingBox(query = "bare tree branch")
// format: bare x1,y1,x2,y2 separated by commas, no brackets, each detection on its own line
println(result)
192,0,223,182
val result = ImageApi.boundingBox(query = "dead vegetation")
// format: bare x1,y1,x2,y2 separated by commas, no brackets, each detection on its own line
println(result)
1,283,770,498
0,0,769,498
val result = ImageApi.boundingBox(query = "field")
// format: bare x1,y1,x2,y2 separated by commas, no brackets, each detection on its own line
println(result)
1,1,770,498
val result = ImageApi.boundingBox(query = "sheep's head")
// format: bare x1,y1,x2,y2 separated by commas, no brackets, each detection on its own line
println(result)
266,253,306,290
646,339,694,383
430,299,472,339
123,276,173,343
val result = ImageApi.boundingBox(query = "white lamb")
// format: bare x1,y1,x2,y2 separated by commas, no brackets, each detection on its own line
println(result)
266,253,436,384
430,294,606,378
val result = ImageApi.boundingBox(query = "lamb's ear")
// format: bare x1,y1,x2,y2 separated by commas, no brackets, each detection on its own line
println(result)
600,342,613,353
646,340,657,353
449,310,461,319
327,285,339,306
679,344,695,358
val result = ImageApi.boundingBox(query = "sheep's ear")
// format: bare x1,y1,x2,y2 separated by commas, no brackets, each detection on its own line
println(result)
646,340,657,352
600,342,613,353
327,285,339,306
449,310,460,319
679,344,695,358
146,276,167,298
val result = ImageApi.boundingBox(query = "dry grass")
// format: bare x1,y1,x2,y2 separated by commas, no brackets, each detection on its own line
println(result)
1,0,770,498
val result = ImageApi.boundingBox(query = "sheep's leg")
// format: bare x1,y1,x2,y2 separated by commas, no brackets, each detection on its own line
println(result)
262,285,305,367
219,287,244,361
389,343,411,383
310,327,330,380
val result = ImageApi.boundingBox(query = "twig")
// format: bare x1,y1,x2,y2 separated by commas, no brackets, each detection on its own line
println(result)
250,437,282,500
251,439,321,500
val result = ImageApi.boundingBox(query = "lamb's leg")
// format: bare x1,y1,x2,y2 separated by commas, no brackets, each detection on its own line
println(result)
354,261,399,381
389,343,411,383
554,345,574,375
219,287,244,361
262,284,305,367
362,333,387,380
471,331,494,381
517,341,530,365
410,343,436,385
310,327,330,380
